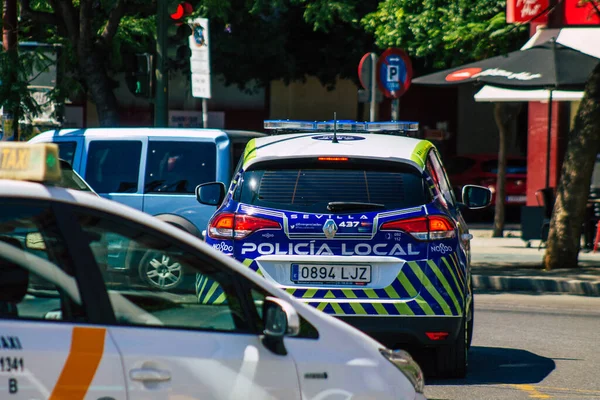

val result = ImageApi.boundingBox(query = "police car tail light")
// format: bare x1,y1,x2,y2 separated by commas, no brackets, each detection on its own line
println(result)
208,212,280,240
381,216,456,241
234,214,281,239
428,216,456,240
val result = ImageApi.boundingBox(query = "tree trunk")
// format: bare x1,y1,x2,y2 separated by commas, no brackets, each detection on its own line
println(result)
543,63,600,270
78,51,120,126
3,0,19,140
492,103,522,237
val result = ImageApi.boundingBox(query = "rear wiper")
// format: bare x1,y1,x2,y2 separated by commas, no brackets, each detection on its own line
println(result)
327,202,386,212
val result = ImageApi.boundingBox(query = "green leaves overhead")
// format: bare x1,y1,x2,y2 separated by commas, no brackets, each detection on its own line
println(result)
362,0,528,70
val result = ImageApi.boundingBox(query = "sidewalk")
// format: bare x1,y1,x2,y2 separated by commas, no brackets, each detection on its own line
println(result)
469,228,600,296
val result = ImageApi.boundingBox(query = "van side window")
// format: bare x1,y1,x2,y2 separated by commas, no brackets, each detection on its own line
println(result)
85,141,142,194
145,141,216,194
56,141,77,165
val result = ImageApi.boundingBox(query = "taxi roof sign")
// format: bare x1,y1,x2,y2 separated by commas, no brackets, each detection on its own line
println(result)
0,143,61,183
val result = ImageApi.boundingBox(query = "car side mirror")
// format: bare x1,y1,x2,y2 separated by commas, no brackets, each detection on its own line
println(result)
262,297,300,356
196,182,226,206
462,184,492,209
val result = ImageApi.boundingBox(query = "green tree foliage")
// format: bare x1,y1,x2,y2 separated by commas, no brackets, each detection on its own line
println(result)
362,0,529,71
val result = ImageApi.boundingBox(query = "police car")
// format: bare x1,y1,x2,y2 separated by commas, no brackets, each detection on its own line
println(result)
0,142,426,399
198,120,492,378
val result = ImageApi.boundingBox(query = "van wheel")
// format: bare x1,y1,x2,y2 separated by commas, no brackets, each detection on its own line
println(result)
435,316,467,379
138,250,185,291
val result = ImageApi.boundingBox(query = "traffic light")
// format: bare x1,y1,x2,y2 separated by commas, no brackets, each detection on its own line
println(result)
167,2,193,70
125,53,152,98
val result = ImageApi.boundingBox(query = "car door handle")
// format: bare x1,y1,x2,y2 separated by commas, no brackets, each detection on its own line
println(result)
129,368,172,383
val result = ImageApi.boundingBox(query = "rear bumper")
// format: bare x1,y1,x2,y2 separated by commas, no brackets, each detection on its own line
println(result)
336,315,463,349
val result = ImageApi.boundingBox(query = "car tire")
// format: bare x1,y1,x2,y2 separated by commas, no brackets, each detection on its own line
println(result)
138,250,185,291
467,295,474,350
435,315,468,379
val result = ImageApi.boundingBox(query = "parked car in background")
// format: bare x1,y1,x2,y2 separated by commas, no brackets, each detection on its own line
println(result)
30,128,264,292
445,154,527,206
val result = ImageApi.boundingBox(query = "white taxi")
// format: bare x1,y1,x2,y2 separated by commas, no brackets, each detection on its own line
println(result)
0,142,426,400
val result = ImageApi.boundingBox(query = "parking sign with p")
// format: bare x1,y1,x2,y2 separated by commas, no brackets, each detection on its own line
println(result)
377,48,413,99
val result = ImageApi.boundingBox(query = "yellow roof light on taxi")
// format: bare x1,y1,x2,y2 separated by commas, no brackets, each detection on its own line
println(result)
0,143,61,183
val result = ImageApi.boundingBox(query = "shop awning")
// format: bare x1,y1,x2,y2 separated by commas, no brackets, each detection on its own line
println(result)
474,86,584,102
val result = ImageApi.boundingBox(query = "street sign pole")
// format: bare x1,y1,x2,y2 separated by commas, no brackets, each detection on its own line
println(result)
391,98,399,121
369,53,377,122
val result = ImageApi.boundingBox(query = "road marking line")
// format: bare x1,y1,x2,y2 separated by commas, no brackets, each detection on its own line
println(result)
511,384,552,399
536,386,600,395
49,326,106,400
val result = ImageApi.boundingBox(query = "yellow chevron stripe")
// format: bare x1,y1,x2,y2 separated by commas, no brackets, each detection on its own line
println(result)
213,292,227,304
449,253,465,286
342,289,358,299
384,284,401,299
442,257,465,303
198,276,209,297
331,302,345,315
428,260,461,314
303,289,317,298
286,288,297,296
349,302,368,315
324,290,335,299
316,302,327,311
393,302,415,315
363,289,379,299
373,303,389,315
242,259,253,266
414,296,435,315
405,263,433,315
417,271,453,316
202,282,221,304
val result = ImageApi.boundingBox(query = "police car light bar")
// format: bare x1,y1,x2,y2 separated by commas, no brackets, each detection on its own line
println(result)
264,120,419,134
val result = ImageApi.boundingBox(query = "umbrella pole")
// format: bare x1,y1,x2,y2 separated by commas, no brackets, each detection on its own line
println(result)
546,89,553,189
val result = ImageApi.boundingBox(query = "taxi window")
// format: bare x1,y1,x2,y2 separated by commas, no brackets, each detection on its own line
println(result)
144,141,216,194
85,140,142,193
239,161,427,213
0,201,84,322
74,209,252,333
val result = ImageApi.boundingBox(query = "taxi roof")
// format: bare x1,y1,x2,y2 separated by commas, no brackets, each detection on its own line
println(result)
244,133,434,171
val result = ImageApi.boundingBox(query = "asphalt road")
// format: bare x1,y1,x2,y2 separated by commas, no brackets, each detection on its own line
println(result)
424,293,600,400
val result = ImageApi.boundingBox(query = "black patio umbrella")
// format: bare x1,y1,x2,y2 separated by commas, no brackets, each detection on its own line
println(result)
413,38,600,188
476,39,599,188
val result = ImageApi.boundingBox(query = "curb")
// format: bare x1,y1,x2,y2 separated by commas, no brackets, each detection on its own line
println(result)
472,274,600,296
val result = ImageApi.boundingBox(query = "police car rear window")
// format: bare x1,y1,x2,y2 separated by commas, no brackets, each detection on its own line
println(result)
239,163,426,213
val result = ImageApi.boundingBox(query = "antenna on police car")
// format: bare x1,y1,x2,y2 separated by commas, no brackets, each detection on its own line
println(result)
332,112,339,143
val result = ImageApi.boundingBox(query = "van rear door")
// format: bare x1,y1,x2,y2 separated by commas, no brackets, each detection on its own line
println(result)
81,137,147,211
142,136,227,234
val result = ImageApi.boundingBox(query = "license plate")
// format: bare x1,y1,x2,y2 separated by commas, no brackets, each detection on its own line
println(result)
506,195,526,202
291,264,371,285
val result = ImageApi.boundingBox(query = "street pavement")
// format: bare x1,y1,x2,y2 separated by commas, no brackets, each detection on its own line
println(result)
469,227,600,296
425,293,600,400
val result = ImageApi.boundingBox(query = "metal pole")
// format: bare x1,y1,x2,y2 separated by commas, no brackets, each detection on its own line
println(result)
154,0,168,127
202,98,208,128
545,90,553,189
391,98,399,121
369,53,377,122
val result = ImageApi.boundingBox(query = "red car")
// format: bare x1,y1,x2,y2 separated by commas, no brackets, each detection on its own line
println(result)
445,154,527,206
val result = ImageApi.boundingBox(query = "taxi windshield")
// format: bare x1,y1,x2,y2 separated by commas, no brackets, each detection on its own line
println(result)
59,160,93,192
238,160,428,213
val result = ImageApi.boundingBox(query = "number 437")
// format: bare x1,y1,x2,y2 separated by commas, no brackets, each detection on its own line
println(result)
338,221,359,228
